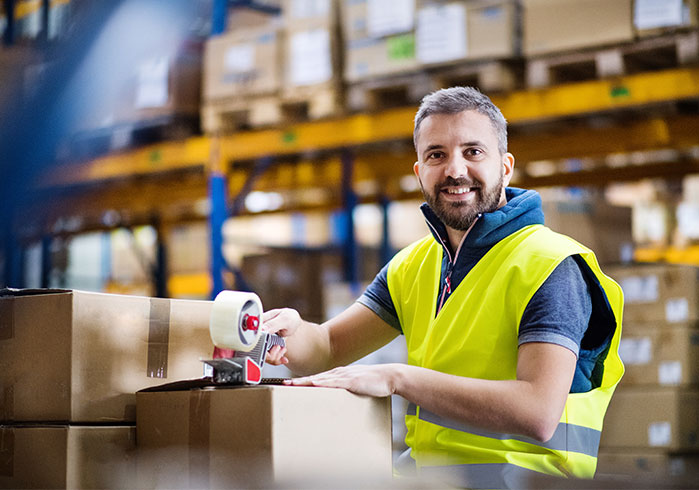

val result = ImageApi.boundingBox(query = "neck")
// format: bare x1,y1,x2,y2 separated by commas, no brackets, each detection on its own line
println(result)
446,217,479,253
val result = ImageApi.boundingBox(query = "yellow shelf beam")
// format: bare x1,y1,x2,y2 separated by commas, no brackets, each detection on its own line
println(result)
41,67,699,188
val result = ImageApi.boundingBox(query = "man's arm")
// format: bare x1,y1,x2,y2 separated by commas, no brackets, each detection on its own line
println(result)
263,302,399,376
287,341,576,442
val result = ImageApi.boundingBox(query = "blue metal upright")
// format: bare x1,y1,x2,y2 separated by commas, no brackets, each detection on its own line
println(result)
379,194,393,266
40,234,52,288
2,0,15,46
209,157,228,298
341,149,359,285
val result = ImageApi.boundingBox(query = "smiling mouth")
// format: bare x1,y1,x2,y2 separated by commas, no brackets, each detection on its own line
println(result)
442,186,479,195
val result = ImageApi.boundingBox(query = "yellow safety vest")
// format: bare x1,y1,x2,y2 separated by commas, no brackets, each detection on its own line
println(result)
387,224,624,488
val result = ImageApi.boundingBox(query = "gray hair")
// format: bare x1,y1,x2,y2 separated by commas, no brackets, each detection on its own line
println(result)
413,86,508,154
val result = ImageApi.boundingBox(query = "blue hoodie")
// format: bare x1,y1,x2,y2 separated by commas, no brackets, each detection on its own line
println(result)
358,188,615,393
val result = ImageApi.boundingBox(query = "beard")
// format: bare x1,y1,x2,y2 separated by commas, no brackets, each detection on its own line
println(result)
419,170,504,231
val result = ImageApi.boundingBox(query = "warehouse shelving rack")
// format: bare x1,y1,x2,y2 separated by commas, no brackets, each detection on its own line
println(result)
2,0,698,297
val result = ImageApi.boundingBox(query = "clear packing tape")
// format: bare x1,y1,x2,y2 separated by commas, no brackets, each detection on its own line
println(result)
209,291,263,353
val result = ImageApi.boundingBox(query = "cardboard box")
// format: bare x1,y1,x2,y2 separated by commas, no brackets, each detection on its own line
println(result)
606,264,699,324
203,25,281,101
543,200,634,265
0,425,136,489
344,35,419,81
523,0,634,56
597,449,699,477
0,289,214,422
618,323,699,386
282,0,338,29
600,388,699,451
634,0,698,36
415,0,517,64
136,385,393,488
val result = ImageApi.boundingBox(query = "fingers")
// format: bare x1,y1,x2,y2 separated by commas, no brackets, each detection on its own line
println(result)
265,345,289,366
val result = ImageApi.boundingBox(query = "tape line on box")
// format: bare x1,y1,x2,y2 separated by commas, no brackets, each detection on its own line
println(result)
0,298,14,341
189,390,211,488
147,298,171,379
0,384,13,422
0,427,13,477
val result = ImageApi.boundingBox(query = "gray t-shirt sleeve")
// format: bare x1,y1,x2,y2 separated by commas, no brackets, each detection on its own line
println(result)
357,262,403,332
518,255,592,358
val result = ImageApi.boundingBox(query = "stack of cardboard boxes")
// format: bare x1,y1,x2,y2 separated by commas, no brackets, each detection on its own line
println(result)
202,0,343,131
0,289,213,488
598,264,699,478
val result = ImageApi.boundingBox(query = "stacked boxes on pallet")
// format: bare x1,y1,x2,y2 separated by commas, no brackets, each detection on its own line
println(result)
342,0,519,109
201,10,283,131
0,289,214,488
280,0,344,120
598,264,699,479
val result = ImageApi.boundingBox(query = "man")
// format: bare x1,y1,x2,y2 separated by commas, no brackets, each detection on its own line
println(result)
263,87,624,488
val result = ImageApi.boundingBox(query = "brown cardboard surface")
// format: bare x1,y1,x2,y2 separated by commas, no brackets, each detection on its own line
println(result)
0,425,136,489
597,449,699,477
203,26,281,101
618,324,699,386
523,0,634,56
136,385,393,488
606,264,699,324
543,200,633,265
344,35,419,81
0,290,213,423
600,387,699,451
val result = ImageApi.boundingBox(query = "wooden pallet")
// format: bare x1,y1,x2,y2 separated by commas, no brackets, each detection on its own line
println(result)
347,60,520,112
202,85,344,133
526,31,699,88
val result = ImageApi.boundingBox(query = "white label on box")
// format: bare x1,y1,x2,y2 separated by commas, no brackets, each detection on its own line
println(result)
367,0,414,37
666,297,689,323
677,202,699,239
416,3,466,63
634,0,684,30
618,337,652,365
658,361,683,385
225,44,255,73
620,275,659,303
135,57,169,108
290,0,330,19
648,421,672,447
289,28,332,86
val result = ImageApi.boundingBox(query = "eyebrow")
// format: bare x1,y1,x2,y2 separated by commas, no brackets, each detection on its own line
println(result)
422,141,487,156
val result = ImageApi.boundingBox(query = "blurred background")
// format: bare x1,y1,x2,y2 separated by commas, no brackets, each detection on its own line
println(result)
1,0,698,482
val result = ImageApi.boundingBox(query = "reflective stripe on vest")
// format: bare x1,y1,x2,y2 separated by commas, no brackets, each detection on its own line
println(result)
408,403,601,457
421,462,560,490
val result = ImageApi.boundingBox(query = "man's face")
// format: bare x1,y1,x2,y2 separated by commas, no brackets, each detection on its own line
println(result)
413,110,514,231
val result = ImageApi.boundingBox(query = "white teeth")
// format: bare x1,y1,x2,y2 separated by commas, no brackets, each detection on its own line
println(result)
446,187,470,194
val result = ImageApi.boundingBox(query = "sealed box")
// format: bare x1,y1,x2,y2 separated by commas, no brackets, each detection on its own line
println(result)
600,388,699,451
203,25,281,101
0,425,136,489
415,0,517,64
522,0,634,56
136,385,393,488
344,35,419,81
606,264,699,324
618,323,699,386
0,289,213,423
597,449,699,477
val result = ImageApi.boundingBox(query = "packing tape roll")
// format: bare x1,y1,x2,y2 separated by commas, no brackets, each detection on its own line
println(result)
209,290,263,352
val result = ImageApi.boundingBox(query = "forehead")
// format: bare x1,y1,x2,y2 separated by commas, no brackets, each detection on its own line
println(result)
416,110,497,149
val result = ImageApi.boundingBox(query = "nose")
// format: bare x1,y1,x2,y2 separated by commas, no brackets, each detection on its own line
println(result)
444,151,470,180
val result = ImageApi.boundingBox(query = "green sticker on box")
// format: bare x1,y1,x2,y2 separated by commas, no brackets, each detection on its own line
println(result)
387,34,415,61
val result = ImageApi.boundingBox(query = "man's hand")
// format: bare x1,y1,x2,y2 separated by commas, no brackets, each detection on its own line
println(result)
262,308,302,366
284,364,400,398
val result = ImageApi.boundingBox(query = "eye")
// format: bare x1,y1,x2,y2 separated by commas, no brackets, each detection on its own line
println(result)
464,148,484,158
427,151,445,161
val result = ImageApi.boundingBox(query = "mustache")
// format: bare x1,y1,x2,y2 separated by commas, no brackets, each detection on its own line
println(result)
437,177,481,190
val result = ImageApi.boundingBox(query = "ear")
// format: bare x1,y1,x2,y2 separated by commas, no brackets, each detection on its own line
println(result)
413,160,420,178
502,152,515,186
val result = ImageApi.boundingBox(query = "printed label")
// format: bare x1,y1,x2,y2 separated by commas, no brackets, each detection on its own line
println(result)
618,337,652,365
135,57,169,108
648,421,672,447
416,3,467,63
658,361,682,385
368,0,414,37
289,29,332,86
620,275,659,303
634,0,684,30
666,298,689,323
224,44,255,73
